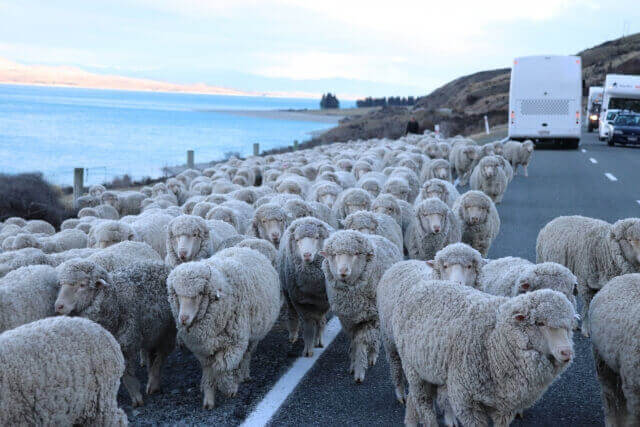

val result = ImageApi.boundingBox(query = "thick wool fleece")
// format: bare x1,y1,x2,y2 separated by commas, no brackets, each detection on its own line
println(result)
589,274,640,426
165,215,213,267
481,256,578,307
332,188,373,222
452,190,500,257
0,317,127,426
393,282,575,426
0,265,59,333
470,155,509,204
167,248,281,406
278,217,333,356
56,259,175,407
343,211,403,253
404,198,461,261
536,215,640,333
430,242,485,288
87,241,162,273
322,231,402,382
415,178,460,208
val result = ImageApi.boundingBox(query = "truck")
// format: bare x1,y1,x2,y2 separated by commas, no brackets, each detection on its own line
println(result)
587,86,603,132
599,74,640,142
508,55,583,149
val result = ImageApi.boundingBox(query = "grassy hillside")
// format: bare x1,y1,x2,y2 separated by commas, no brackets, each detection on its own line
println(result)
312,32,640,142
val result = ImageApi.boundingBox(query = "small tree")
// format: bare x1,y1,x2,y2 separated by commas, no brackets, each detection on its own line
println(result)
320,92,340,109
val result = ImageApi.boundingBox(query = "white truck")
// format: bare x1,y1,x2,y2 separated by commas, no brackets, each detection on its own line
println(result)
508,55,583,149
599,74,640,141
587,86,603,132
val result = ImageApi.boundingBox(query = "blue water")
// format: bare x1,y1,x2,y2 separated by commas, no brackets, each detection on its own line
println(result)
0,84,349,185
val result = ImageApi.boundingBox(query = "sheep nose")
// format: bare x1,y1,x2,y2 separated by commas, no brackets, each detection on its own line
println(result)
271,233,280,242
303,252,312,260
179,251,187,260
470,217,479,224
559,348,573,362
179,315,189,325
433,226,440,233
55,304,65,314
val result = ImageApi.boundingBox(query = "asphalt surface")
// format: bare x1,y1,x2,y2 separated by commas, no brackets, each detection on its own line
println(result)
125,127,639,426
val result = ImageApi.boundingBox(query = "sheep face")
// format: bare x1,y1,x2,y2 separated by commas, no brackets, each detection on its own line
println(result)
317,191,337,208
460,201,488,226
514,267,578,310
431,260,477,287
171,233,203,262
420,212,444,234
497,290,575,365
463,146,478,161
101,192,120,211
523,140,534,153
344,201,368,217
354,164,372,180
483,163,496,178
323,252,368,283
169,263,225,328
294,235,324,264
384,180,409,202
492,144,504,156
207,207,238,230
434,167,449,180
258,218,285,246
360,180,380,198
55,262,109,315
278,182,302,196
177,294,204,327
612,220,640,265
423,183,446,203
343,213,377,236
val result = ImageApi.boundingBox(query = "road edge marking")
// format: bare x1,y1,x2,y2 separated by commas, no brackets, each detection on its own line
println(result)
605,173,618,182
589,158,597,164
240,317,342,427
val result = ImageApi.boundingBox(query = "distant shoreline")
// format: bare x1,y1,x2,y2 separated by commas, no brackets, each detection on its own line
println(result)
203,106,379,124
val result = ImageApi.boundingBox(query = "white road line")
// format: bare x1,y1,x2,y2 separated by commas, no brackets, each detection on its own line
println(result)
581,148,587,153
637,200,640,206
241,317,342,427
605,173,618,182
589,158,598,164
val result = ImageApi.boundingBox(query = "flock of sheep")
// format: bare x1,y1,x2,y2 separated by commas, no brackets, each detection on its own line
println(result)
0,131,638,426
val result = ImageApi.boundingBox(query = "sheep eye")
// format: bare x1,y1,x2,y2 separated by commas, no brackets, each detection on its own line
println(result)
535,321,545,327
466,265,472,269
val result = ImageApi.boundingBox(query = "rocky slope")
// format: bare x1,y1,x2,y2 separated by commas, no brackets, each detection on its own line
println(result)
312,33,640,142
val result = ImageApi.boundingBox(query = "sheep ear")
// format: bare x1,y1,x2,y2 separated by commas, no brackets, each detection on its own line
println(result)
512,309,528,322
425,260,435,268
95,278,107,288
319,250,328,258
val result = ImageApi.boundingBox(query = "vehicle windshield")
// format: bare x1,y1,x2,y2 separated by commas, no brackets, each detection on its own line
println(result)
590,104,601,114
606,112,618,120
614,115,640,126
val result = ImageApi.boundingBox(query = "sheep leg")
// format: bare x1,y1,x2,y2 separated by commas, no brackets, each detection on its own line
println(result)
594,350,626,426
146,333,175,395
315,316,327,348
238,340,259,382
513,164,519,176
215,371,239,397
623,383,640,427
451,401,488,427
201,365,216,410
122,369,144,407
523,164,528,177
384,340,407,404
578,286,597,337
490,410,515,427
437,386,459,427
404,365,438,426
285,296,300,344
302,317,318,357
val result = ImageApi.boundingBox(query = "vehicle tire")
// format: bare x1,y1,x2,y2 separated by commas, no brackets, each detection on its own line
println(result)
566,139,579,149
598,136,604,141
607,139,614,147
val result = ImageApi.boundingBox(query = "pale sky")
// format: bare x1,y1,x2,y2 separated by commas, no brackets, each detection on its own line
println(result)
0,0,638,98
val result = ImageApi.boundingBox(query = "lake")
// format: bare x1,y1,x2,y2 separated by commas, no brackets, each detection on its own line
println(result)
0,84,348,185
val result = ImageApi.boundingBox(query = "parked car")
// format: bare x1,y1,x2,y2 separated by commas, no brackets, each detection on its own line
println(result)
608,113,640,146
599,109,619,141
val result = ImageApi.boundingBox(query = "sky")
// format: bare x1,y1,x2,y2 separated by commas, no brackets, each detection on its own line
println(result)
0,0,638,99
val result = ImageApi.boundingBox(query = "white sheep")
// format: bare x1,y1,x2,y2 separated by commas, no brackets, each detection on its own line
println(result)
453,190,500,257
0,317,127,426
343,210,403,253
165,215,214,267
404,198,461,261
470,155,509,204
414,178,460,208
167,247,281,409
320,231,402,383
55,259,176,407
503,140,534,176
449,143,478,185
250,203,290,248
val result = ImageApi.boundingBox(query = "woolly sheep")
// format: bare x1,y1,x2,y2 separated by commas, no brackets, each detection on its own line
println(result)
75,195,100,210
481,257,578,308
382,176,412,203
0,265,59,333
206,206,245,234
421,158,453,183
343,211,403,253
589,274,640,426
87,241,162,273
235,237,278,268
404,198,461,261
320,231,402,383
389,167,419,202
167,247,281,409
24,219,55,235
415,178,460,208
0,248,52,278
88,220,137,249
536,215,640,336
504,140,534,176
11,228,88,253
332,188,373,223
470,155,509,204
279,217,333,357
0,317,127,426
101,191,146,216
427,242,485,287
449,143,479,185
251,203,290,248
372,193,413,235
453,190,500,257
129,213,173,259
56,259,175,407
393,282,575,426
205,219,240,253
308,181,343,208
192,201,217,218
166,215,214,267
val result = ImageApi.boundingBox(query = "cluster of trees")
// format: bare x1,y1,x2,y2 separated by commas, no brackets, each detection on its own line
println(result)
320,93,340,109
356,96,416,108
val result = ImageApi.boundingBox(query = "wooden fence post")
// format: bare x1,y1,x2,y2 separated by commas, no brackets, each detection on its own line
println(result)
253,143,260,156
187,150,194,169
73,168,84,206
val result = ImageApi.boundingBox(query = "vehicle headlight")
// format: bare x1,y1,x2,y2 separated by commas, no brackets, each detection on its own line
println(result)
590,115,598,120
614,130,623,134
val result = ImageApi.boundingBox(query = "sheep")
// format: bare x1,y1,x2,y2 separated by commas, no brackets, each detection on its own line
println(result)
421,158,453,183
481,257,578,308
0,317,127,426
279,218,333,357
87,241,162,273
206,206,245,234
343,211,403,253
490,140,505,156
192,201,217,218
55,259,176,407
382,176,412,203
94,204,121,220
470,155,509,204
389,167,419,202
393,282,575,426
48,247,98,266
88,220,137,249
0,265,59,333
372,193,414,235
332,188,373,223
167,247,281,409
4,217,27,227
453,190,500,257
504,139,534,176
415,178,460,208
308,181,343,208
24,219,55,235
251,203,290,248
129,213,173,259
75,195,100,209
165,215,214,267
449,143,478,185
427,242,485,287
404,198,461,261
0,248,53,278
206,219,240,253
536,216,640,336
101,191,146,216
320,231,402,383
11,228,88,253
235,237,278,268
589,274,640,426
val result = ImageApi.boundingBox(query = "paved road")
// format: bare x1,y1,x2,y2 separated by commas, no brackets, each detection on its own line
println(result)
127,127,640,426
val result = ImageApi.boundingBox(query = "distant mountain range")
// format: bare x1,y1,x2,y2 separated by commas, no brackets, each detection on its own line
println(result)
0,57,317,99
313,32,640,142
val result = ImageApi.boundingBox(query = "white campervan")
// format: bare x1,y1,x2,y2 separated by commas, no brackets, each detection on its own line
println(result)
508,55,583,149
599,74,640,141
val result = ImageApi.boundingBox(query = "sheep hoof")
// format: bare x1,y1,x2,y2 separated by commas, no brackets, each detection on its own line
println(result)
516,411,523,419
394,387,406,405
146,383,160,395
303,350,314,357
131,396,144,408
202,397,215,410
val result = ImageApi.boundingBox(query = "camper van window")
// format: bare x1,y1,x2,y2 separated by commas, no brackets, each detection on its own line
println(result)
609,98,640,112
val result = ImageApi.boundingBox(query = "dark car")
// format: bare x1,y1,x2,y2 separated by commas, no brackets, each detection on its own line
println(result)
608,114,640,146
